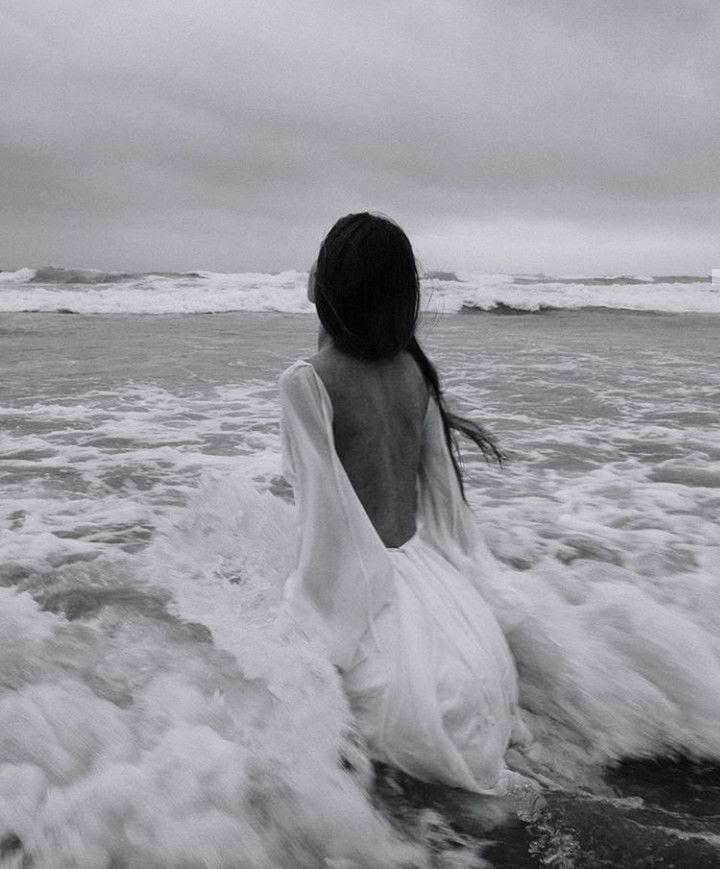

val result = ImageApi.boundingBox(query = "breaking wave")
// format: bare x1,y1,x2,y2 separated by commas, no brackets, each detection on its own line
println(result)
0,267,718,315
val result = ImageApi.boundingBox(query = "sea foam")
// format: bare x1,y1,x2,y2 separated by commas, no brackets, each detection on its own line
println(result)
1,267,718,314
1,308,718,865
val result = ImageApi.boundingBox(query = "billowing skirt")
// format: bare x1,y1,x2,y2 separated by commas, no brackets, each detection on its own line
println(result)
343,534,520,793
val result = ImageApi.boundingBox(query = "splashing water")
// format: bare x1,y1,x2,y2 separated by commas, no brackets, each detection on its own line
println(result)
1,267,718,314
1,309,719,866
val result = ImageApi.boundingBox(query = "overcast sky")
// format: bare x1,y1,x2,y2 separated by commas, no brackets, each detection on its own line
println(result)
2,1,719,274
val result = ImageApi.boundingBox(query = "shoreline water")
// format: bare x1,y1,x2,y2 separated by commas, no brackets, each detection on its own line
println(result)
1,310,719,866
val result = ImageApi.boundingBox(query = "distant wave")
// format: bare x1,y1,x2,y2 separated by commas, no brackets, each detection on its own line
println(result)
0,267,209,285
1,266,718,314
461,302,560,315
460,302,683,316
31,267,140,284
29,266,210,284
423,270,464,282
513,274,710,287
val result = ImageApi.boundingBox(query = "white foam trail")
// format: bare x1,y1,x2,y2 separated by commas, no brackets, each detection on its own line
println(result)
2,307,718,863
159,472,720,793
0,568,422,867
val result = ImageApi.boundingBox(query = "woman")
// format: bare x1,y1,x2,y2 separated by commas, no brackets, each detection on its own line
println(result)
279,213,525,794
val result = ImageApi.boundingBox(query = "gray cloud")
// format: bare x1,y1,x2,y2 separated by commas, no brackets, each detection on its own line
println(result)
1,0,718,272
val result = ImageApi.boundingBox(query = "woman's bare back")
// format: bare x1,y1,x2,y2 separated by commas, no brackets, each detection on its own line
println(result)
310,348,429,548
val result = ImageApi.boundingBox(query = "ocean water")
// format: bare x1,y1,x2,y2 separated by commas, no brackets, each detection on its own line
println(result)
1,293,719,866
1,266,719,315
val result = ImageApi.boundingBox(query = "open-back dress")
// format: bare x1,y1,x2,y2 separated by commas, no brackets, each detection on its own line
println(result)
279,360,525,794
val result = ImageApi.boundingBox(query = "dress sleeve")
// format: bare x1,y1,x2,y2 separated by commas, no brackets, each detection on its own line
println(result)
279,362,395,670
416,397,528,631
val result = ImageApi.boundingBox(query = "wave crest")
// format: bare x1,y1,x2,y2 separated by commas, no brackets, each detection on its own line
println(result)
1,267,718,314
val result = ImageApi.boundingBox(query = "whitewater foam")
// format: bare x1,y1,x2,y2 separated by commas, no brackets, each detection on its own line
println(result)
1,267,717,314
1,309,718,865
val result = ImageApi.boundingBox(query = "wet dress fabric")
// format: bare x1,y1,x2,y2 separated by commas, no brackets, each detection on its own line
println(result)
279,360,524,793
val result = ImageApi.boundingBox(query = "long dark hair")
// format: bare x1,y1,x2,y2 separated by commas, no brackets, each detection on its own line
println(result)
314,212,503,497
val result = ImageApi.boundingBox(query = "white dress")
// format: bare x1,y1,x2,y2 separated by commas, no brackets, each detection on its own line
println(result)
279,360,524,794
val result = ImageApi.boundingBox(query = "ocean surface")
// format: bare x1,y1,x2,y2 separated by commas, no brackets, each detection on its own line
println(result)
1,270,719,867
1,266,719,315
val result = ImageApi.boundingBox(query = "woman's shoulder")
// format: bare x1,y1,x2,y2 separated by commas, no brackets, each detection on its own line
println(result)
305,348,352,396
281,350,427,412
279,358,314,383
311,349,428,418
278,359,320,408
308,346,423,380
